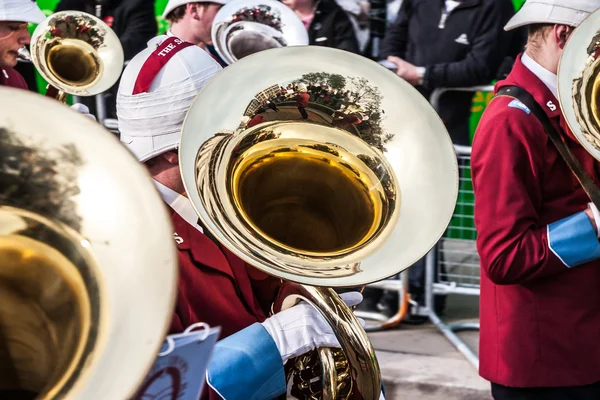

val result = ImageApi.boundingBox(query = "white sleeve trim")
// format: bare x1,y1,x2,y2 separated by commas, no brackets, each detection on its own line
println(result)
547,224,570,268
206,370,226,400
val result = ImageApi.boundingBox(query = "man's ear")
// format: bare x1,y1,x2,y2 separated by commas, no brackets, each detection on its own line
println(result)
555,24,574,50
162,150,179,165
188,3,203,20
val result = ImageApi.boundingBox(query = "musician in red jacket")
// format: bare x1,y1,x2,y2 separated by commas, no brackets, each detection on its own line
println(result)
0,1,96,121
117,34,371,400
471,1,600,399
0,0,44,89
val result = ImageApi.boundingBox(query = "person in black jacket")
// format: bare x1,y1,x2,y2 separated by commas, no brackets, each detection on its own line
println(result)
381,0,517,146
54,0,157,61
282,0,359,53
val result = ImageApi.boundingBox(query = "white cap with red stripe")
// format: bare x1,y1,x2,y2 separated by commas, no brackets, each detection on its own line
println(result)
162,0,232,19
0,0,45,24
117,35,222,163
505,0,600,30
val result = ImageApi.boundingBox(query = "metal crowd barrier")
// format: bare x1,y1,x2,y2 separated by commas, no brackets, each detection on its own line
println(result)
424,144,480,369
357,145,481,366
422,86,496,368
423,86,495,369
356,270,411,332
356,85,496,368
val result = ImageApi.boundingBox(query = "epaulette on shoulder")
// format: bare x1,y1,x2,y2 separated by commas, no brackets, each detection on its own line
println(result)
507,98,531,115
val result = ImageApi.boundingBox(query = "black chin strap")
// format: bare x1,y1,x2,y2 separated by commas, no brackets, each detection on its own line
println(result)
496,85,600,209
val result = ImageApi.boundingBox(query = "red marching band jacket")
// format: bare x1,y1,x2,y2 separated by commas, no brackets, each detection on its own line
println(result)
472,54,600,388
168,209,285,400
0,67,28,90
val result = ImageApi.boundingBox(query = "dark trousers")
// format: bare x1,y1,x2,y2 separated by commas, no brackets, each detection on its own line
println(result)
491,382,600,400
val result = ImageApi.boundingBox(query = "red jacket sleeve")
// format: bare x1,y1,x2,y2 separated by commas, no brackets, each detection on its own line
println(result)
0,67,28,90
471,102,568,284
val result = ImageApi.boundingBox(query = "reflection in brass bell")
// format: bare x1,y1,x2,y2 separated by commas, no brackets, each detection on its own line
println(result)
211,0,308,65
559,8,600,161
179,46,459,399
0,88,177,400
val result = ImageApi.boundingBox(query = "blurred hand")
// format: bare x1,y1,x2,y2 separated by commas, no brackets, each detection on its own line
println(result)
70,103,97,122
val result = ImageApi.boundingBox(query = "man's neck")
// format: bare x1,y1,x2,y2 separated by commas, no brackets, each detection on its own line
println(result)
524,48,558,75
170,22,204,47
521,50,558,99
150,167,187,197
295,3,315,18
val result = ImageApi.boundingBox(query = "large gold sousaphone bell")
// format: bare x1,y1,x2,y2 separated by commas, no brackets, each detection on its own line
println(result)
179,46,459,399
0,88,177,399
559,7,600,163
18,10,124,103
211,0,308,65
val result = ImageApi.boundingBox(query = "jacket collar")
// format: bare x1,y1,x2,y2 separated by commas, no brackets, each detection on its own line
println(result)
171,208,237,280
521,52,558,99
154,180,203,234
496,53,562,120
153,180,235,278
155,180,271,318
496,53,581,142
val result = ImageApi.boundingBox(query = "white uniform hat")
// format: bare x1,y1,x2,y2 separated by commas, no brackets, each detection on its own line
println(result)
0,0,45,24
505,0,600,31
117,35,222,163
162,0,231,19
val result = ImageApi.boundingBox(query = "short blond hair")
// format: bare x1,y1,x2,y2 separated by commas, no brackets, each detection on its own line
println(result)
526,23,553,55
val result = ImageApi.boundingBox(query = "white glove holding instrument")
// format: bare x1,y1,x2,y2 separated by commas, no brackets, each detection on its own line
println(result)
261,291,365,363
70,103,97,122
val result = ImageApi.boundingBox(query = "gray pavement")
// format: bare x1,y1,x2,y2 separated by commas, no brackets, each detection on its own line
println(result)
370,294,492,399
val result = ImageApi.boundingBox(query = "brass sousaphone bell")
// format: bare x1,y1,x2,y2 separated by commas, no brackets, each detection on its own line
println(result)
211,0,308,65
179,46,459,399
18,10,124,103
0,87,177,399
558,7,600,161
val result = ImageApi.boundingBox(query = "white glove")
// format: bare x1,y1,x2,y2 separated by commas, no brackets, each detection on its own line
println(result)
261,291,364,363
70,103,97,121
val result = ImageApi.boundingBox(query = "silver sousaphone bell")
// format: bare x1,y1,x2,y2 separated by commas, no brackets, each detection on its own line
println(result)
179,45,459,399
558,8,600,161
0,87,177,399
18,10,124,103
211,0,308,65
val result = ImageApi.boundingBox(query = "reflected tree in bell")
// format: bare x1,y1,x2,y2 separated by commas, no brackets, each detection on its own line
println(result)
0,128,83,231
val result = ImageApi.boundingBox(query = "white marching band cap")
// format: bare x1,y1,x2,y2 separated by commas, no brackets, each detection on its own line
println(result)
0,0,45,24
505,0,600,31
162,0,232,19
117,35,222,163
